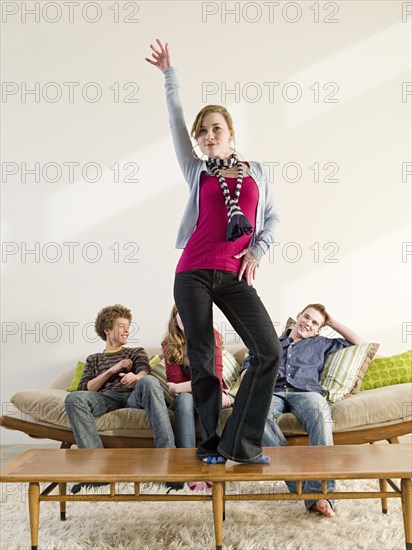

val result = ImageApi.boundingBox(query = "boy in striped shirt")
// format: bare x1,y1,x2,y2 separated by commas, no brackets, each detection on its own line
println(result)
65,304,175,492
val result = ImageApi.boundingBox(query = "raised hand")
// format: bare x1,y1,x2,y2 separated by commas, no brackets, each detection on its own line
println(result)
145,38,173,72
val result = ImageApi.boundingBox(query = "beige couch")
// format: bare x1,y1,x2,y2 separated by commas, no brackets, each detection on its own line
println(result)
2,346,411,448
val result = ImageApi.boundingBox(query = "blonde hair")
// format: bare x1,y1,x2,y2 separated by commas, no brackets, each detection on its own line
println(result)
164,305,186,365
164,305,223,365
191,105,234,140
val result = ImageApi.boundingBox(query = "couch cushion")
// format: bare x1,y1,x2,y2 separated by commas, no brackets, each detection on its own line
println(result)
11,389,72,429
277,383,412,434
10,382,412,438
10,388,162,433
50,368,78,390
331,383,412,432
360,350,412,391
231,347,248,366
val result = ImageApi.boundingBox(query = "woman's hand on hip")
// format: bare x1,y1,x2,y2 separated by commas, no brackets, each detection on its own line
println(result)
234,248,259,286
145,38,173,72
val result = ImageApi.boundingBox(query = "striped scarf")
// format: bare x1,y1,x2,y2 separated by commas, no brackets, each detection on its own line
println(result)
206,154,253,242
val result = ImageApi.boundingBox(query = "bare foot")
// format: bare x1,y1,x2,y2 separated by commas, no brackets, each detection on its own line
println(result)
309,499,336,517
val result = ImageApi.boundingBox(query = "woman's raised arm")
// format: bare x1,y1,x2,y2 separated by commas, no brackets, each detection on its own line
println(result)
145,39,201,188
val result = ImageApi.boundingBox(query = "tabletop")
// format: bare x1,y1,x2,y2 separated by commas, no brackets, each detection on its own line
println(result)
1,445,411,483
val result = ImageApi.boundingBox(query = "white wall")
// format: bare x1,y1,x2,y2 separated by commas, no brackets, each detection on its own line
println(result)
1,1,411,443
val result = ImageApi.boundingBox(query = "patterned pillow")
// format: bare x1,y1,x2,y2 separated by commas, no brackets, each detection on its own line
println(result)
228,375,242,399
150,352,242,402
360,350,412,391
149,354,161,368
148,355,173,404
320,343,380,403
222,349,241,390
66,361,86,392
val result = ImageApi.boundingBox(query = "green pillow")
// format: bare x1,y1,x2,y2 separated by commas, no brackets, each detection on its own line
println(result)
360,350,412,391
66,361,86,392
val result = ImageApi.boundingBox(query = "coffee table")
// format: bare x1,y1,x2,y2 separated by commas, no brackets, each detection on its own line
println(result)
1,445,411,549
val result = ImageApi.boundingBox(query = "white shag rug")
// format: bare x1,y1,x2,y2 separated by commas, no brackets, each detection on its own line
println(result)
0,479,406,550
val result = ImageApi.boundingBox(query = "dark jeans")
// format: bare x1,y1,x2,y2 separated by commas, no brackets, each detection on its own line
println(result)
174,269,281,462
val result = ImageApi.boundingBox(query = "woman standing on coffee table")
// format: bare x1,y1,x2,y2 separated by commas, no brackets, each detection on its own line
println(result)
145,39,281,464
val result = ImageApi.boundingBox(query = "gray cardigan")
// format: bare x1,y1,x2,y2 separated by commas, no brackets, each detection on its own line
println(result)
164,67,280,262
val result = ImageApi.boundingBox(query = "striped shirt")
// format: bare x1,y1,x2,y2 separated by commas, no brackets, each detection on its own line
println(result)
78,347,151,394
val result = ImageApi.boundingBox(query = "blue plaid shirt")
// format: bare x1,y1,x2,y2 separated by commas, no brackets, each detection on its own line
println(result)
243,330,352,394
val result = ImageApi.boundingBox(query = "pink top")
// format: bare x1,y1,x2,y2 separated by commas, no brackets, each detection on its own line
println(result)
176,172,258,273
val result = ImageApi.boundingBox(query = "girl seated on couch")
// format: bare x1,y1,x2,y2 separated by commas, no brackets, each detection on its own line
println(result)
162,305,233,490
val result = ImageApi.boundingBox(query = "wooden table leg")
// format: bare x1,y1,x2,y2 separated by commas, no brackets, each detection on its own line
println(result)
28,482,40,550
401,478,412,550
212,481,224,550
379,479,389,514
58,482,67,520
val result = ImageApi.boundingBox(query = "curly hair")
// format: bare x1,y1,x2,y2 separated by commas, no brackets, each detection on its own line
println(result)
164,304,186,365
94,304,132,341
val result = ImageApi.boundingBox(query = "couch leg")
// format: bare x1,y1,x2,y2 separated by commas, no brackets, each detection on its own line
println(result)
60,442,72,449
388,437,400,444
